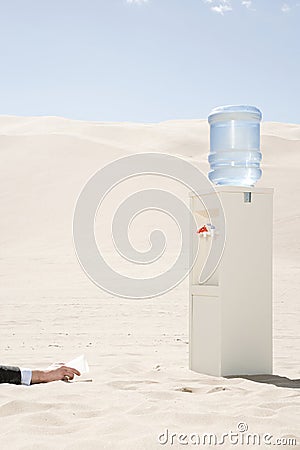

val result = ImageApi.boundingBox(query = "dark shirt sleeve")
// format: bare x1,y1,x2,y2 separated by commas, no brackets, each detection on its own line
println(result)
0,365,21,384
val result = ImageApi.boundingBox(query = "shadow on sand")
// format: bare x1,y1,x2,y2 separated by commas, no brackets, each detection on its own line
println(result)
226,374,300,389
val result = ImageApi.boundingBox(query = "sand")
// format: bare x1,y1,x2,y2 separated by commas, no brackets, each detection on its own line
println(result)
0,116,299,449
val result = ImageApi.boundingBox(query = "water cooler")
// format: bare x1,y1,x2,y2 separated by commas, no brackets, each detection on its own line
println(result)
189,106,273,376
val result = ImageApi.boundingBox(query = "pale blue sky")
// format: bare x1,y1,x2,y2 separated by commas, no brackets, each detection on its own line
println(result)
0,0,299,123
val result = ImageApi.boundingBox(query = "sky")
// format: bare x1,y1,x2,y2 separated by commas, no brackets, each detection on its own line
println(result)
0,0,299,123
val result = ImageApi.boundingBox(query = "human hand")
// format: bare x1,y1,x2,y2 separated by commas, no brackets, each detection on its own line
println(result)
31,366,81,384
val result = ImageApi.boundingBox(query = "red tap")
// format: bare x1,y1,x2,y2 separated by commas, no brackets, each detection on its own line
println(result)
197,225,208,234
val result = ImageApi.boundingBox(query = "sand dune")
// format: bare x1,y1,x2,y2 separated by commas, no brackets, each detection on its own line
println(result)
0,116,299,449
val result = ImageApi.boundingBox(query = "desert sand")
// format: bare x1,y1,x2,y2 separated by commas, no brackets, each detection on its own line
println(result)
0,116,299,449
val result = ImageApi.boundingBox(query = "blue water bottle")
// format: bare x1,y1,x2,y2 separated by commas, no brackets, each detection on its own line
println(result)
208,105,262,187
